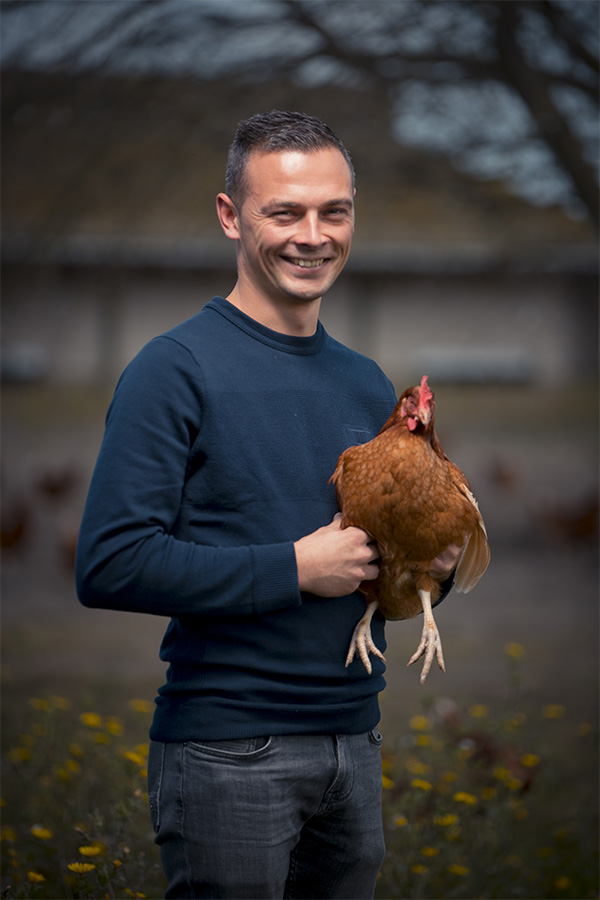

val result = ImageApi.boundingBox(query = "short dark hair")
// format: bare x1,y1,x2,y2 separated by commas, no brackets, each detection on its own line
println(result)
225,109,355,206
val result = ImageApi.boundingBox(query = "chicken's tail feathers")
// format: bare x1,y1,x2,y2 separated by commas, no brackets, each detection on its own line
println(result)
453,522,491,593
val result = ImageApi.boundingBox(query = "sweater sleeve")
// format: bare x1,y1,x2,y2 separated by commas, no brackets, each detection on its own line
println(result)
75,337,301,618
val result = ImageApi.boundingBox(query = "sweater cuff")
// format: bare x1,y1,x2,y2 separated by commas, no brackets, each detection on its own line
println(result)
250,542,302,614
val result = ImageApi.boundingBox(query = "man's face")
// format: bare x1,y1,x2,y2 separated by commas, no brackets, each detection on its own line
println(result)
232,148,355,308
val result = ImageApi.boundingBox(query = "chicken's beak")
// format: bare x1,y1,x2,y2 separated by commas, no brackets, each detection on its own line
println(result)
418,406,432,427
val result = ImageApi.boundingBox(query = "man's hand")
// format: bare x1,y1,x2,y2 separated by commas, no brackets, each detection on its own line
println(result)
428,540,466,580
294,514,379,597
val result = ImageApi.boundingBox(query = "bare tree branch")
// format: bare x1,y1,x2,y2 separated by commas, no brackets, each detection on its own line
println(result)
495,1,599,229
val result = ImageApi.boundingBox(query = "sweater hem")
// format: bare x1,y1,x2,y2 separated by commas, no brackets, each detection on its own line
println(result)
149,693,383,742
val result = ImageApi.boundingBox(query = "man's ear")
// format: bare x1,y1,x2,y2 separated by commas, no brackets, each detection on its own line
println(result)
216,193,240,240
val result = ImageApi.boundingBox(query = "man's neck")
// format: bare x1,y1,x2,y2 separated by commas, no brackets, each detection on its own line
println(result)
225,285,321,337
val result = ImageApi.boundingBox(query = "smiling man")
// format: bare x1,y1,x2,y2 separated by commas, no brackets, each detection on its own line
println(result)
76,110,458,899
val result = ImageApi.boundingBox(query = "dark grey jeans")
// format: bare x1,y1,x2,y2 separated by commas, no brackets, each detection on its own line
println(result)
148,731,386,899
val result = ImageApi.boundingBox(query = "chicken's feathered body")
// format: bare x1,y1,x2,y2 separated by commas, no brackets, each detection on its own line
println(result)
331,376,490,682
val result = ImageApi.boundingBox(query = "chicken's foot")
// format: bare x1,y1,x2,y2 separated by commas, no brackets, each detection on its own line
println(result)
345,601,385,674
408,589,446,683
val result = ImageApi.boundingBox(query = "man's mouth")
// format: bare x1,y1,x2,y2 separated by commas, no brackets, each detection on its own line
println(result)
288,257,326,268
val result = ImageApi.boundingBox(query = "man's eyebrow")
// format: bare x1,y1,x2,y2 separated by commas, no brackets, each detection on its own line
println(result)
260,198,354,213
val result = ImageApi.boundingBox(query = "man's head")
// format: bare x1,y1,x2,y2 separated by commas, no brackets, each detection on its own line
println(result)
225,109,355,209
217,110,356,329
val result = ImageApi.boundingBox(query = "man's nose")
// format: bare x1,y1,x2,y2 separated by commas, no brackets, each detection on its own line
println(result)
295,212,323,246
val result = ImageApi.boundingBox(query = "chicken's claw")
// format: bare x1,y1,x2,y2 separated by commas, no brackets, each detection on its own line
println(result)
345,600,385,674
408,589,446,683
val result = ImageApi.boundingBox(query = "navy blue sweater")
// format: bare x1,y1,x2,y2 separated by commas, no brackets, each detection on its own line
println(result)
76,296,397,741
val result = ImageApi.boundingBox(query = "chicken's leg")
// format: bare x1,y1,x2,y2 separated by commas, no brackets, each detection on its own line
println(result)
408,589,446,683
345,601,385,674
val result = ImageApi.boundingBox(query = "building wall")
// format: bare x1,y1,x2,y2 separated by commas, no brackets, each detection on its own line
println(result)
2,263,597,388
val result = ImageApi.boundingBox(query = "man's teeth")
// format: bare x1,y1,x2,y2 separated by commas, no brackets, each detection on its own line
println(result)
291,258,325,268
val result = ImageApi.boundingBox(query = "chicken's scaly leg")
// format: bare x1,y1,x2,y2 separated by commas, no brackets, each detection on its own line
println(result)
408,589,446,684
345,601,385,674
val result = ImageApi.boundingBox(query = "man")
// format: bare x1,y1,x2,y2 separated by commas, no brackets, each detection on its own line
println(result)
76,110,458,899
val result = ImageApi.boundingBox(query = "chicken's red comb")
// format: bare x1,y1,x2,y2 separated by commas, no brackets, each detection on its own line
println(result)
418,375,433,406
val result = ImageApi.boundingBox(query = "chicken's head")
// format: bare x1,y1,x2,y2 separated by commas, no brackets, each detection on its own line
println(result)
400,375,435,432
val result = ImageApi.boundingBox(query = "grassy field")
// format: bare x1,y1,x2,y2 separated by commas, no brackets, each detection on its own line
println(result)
1,649,597,899
1,382,598,898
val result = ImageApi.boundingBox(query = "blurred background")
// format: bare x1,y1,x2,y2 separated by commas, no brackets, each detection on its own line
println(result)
1,0,598,889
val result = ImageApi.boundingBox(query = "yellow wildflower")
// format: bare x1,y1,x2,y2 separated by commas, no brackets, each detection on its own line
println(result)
504,642,525,659
93,732,109,744
468,704,489,718
442,770,457,782
448,864,469,876
411,778,433,791
406,757,431,775
421,846,439,857
381,775,394,789
29,698,51,711
129,698,153,714
521,753,540,767
409,715,431,731
9,747,31,763
57,767,71,781
453,791,477,805
124,750,145,766
1,828,16,842
31,825,53,840
69,742,84,758
578,722,592,737
80,712,102,728
506,775,524,791
543,704,566,719
27,871,46,883
415,733,431,747
79,842,107,857
395,815,408,827
482,787,497,800
555,876,571,889
50,695,71,710
411,864,427,874
135,743,150,758
504,713,526,731
68,862,96,873
113,859,123,868
66,759,81,774
105,717,123,736
434,813,458,826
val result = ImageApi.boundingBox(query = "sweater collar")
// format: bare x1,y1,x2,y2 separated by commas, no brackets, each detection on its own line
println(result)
207,296,326,356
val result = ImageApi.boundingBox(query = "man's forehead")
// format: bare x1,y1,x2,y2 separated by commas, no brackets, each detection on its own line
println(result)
245,147,354,191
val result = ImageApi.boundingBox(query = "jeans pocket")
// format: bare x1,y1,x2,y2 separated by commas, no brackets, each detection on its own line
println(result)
147,741,166,833
185,735,272,760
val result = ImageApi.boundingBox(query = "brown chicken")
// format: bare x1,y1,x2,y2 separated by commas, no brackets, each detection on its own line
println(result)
330,376,490,683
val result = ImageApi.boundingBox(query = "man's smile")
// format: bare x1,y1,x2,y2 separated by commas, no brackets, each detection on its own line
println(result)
286,257,327,269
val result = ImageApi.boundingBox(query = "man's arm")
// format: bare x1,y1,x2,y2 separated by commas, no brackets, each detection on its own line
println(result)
76,337,300,620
